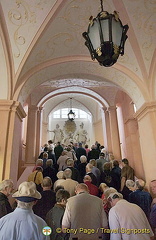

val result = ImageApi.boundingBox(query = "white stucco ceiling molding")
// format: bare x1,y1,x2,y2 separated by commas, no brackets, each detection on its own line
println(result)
30,82,117,107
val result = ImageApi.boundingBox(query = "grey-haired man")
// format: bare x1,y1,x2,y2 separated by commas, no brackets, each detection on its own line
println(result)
108,192,154,240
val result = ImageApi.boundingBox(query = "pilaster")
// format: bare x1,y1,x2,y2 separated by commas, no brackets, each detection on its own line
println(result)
102,107,112,152
35,107,43,159
0,100,26,182
124,117,144,178
108,106,121,159
25,105,38,164
134,102,156,185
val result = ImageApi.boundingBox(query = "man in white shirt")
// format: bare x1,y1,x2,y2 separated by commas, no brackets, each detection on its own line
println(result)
108,192,154,240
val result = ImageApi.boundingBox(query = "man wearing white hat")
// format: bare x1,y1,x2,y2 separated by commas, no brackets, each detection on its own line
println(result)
108,192,154,240
0,181,50,240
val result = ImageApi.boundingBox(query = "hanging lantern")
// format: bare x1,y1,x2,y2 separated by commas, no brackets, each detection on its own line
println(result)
67,98,75,121
82,0,129,67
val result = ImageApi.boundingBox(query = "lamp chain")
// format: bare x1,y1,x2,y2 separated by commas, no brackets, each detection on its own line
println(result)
100,0,104,12
70,98,72,109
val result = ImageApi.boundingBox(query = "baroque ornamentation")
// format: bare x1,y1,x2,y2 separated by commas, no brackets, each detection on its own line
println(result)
41,78,112,88
64,120,77,135
8,0,50,58
59,0,88,31
35,32,75,63
8,0,36,57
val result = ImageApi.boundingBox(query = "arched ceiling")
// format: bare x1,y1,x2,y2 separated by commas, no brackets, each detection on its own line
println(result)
0,0,155,112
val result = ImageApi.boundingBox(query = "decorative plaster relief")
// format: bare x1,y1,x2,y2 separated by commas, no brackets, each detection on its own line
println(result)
40,78,116,88
1,0,57,71
8,0,35,58
58,0,113,31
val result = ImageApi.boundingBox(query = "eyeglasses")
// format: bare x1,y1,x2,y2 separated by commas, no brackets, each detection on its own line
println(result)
107,197,112,202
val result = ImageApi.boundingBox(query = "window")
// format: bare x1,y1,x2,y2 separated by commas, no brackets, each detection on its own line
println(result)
133,104,137,113
62,108,68,118
79,110,87,118
53,110,60,118
52,108,91,121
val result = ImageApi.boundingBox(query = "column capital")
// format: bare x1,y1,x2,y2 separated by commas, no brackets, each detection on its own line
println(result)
0,100,14,111
108,106,117,112
12,101,27,120
134,101,156,121
28,105,38,111
101,106,108,113
0,100,26,120
38,106,43,112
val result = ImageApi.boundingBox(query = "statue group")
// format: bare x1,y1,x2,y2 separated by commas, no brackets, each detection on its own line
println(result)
49,122,88,145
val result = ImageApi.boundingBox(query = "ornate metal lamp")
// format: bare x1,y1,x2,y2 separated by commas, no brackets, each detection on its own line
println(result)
67,98,75,121
82,0,129,67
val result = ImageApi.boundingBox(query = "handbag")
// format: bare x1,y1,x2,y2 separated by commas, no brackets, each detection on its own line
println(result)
34,171,42,192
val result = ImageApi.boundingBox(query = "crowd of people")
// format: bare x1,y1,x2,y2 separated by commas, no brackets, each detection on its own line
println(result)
0,140,156,240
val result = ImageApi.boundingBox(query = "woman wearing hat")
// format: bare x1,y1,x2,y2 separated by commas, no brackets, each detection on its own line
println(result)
0,181,50,240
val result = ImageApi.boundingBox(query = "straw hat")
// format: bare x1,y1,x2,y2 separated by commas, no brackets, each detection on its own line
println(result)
12,181,41,202
57,171,64,179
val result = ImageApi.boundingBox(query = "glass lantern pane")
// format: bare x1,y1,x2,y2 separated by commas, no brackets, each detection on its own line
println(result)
101,19,109,42
112,18,123,46
88,20,101,50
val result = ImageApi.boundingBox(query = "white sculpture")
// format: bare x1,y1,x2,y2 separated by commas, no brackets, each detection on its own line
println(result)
74,122,87,145
50,124,64,143
64,132,74,146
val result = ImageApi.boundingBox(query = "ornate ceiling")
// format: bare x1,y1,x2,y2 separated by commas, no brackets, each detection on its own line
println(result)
0,0,155,118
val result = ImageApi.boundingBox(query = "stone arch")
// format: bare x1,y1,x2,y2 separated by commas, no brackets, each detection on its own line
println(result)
15,59,147,111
